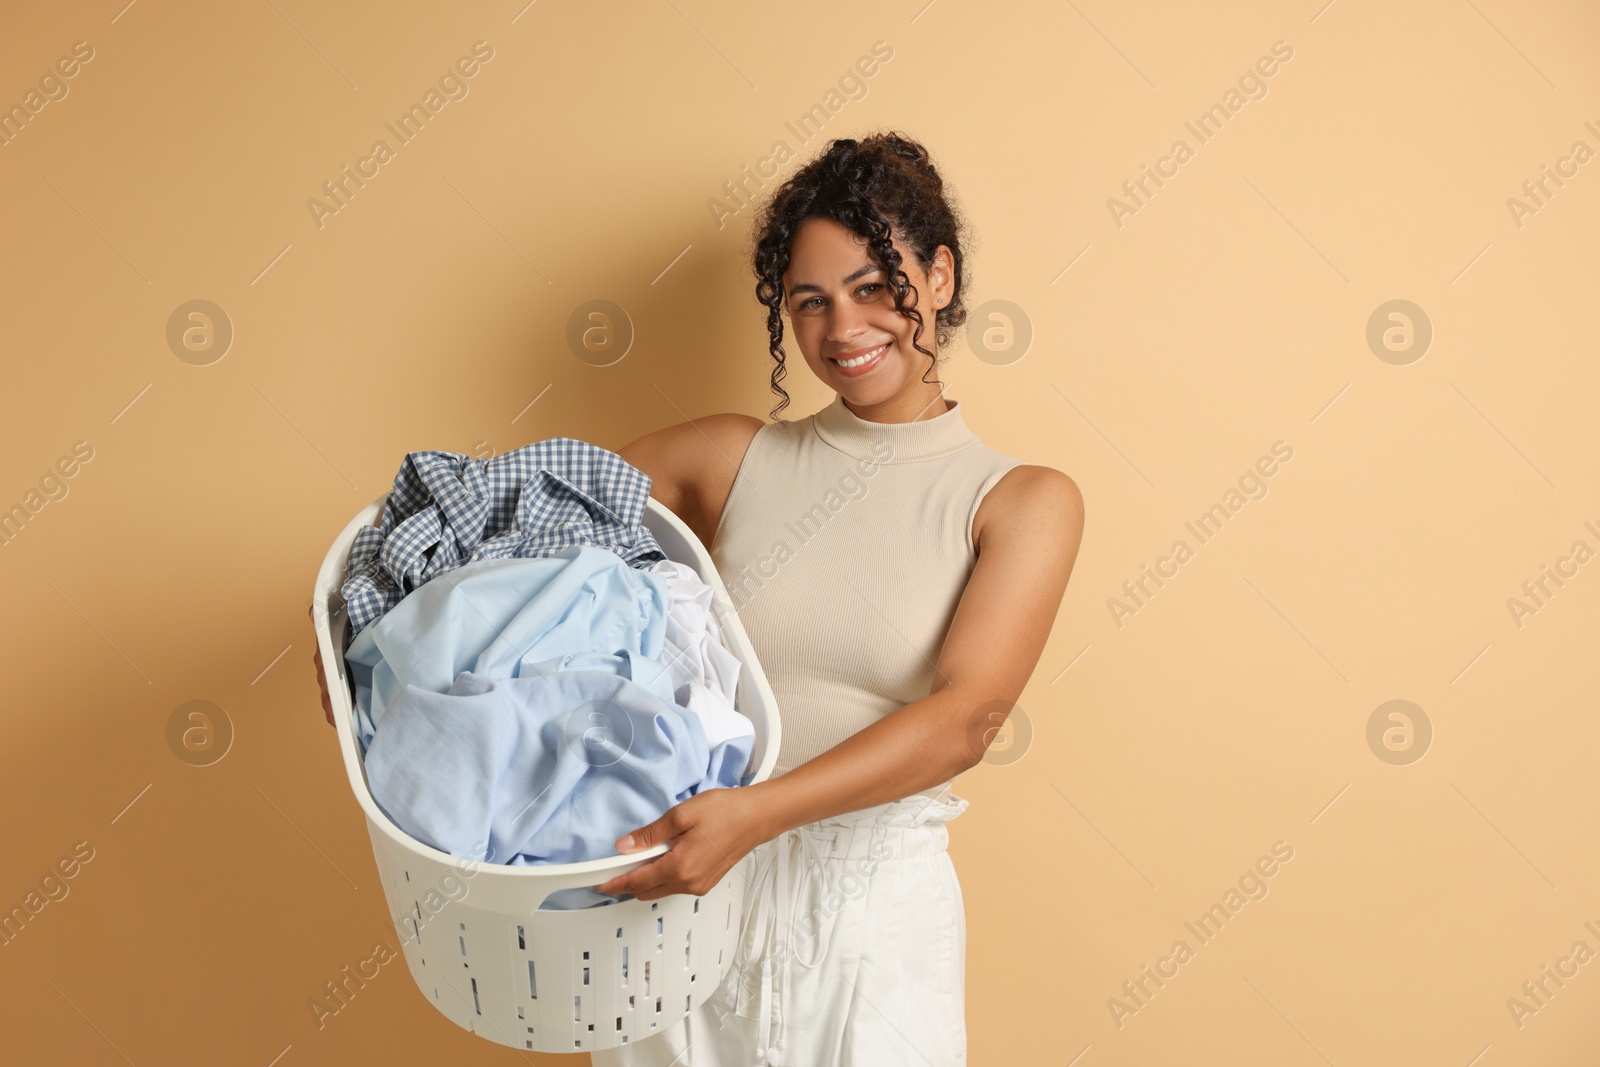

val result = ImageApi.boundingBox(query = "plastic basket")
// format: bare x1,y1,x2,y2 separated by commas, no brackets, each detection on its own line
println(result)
310,492,781,1053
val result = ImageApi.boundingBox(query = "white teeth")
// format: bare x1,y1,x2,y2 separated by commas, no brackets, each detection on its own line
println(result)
835,344,886,368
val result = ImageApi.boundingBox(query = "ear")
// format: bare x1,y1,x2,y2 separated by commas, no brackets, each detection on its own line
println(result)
930,244,955,305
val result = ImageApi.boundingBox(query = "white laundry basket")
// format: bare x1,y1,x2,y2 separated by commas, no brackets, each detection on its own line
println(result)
310,493,781,1053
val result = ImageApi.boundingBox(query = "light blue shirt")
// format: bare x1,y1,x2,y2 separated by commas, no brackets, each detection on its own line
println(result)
363,670,752,909
345,547,676,751
343,548,755,909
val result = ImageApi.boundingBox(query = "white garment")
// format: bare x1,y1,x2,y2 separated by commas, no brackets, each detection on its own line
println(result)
645,558,751,752
590,789,970,1067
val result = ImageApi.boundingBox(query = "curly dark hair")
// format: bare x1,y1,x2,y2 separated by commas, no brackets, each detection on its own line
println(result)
750,130,971,421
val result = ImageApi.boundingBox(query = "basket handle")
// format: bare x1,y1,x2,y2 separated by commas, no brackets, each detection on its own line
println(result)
520,842,676,909
487,841,673,896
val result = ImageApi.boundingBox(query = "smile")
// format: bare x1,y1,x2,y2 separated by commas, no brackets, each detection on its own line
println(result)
829,343,889,375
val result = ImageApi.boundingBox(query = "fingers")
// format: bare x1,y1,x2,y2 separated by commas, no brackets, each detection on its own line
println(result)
598,822,659,896
618,822,654,852
599,806,734,900
318,659,333,726
619,805,689,853
597,842,725,900
309,605,335,727
598,805,706,897
598,853,673,900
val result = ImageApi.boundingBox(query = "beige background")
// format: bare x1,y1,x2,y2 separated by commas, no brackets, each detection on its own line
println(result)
2,0,1598,1063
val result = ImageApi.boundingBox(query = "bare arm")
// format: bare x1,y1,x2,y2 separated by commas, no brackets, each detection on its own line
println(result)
616,413,762,548
597,462,1084,900
747,465,1086,835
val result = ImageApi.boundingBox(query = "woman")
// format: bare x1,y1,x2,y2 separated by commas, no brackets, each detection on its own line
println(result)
588,131,1084,1066
311,130,1083,1064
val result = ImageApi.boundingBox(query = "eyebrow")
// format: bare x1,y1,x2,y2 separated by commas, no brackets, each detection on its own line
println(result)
787,263,882,298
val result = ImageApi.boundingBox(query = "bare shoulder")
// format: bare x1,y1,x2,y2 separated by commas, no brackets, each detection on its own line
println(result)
973,464,1085,555
617,413,765,544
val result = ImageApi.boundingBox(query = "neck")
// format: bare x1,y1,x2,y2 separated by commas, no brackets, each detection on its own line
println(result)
812,386,976,463
839,384,952,425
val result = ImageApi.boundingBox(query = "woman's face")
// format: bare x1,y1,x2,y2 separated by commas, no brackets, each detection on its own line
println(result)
781,216,953,408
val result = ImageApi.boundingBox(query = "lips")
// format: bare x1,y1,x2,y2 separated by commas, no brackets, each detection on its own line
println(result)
829,342,890,376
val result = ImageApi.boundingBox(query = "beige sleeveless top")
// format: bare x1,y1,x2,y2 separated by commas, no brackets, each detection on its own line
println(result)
710,393,1027,801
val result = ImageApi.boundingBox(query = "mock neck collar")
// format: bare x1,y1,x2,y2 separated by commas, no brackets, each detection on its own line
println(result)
811,393,978,463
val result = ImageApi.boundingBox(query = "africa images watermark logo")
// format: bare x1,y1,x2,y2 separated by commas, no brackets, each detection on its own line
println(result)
1107,840,1295,1028
306,41,496,230
0,39,96,149
705,39,895,231
1106,40,1295,228
1107,440,1295,628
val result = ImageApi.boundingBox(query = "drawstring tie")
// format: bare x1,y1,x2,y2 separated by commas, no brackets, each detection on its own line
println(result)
737,819,874,1066
710,792,955,1065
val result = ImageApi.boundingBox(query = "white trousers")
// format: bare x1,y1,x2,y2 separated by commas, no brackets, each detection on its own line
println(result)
590,789,970,1067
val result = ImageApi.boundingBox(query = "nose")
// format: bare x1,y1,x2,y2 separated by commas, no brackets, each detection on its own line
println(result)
824,297,872,347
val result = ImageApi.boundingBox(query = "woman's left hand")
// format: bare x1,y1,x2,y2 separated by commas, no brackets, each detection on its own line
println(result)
596,785,772,901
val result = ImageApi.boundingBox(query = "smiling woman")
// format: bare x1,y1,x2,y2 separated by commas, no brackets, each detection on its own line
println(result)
593,130,1085,1067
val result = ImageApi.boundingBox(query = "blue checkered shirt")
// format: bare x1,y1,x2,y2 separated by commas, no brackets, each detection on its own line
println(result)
341,439,667,635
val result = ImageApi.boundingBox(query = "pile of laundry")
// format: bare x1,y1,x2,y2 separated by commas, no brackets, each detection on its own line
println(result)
339,439,754,910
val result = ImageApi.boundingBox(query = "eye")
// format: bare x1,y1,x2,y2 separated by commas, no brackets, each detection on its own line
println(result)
857,283,882,298
798,296,824,311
